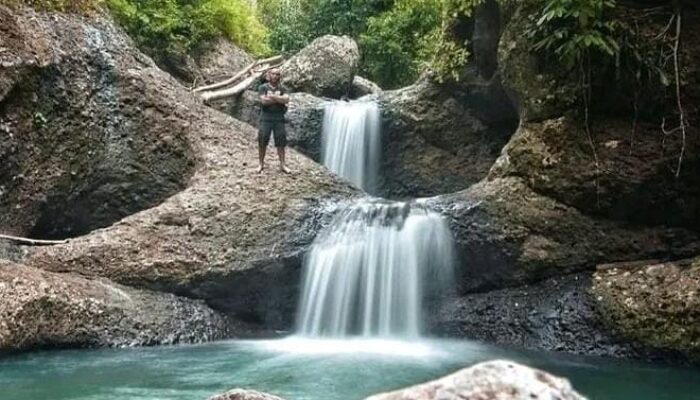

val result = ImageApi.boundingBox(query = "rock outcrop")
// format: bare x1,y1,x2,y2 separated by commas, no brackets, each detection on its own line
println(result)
280,35,359,98
0,261,233,352
378,76,518,198
350,75,382,98
0,5,194,240
434,273,641,358
208,361,586,400
209,389,286,400
196,37,255,84
0,5,357,341
430,177,700,293
365,360,586,400
152,37,254,85
493,1,700,230
593,257,700,362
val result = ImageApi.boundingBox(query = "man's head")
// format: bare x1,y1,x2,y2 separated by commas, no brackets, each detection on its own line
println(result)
267,68,281,84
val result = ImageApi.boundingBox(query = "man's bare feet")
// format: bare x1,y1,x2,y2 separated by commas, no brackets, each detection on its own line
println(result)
257,165,265,173
280,165,291,174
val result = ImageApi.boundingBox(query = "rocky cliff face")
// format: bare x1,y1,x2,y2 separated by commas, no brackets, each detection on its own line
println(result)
0,5,357,351
428,0,700,362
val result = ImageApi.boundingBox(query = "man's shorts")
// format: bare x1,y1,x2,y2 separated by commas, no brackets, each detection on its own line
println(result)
258,120,287,147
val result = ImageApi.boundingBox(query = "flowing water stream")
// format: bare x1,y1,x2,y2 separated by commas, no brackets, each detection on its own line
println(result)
321,101,381,193
296,199,454,338
3,100,700,399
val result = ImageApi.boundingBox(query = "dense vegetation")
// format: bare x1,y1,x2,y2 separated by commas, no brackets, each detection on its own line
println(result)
106,0,269,60
2,0,269,59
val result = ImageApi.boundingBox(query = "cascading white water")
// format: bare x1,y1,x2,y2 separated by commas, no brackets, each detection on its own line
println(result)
296,200,455,338
321,101,381,193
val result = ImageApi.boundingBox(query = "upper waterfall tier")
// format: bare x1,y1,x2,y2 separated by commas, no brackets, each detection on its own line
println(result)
321,101,381,193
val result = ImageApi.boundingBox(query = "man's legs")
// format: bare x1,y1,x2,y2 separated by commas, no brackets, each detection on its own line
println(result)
258,121,273,173
272,121,290,173
258,145,267,173
276,146,290,173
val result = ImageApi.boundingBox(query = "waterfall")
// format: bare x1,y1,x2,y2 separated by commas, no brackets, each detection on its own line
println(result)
321,101,381,193
296,199,455,338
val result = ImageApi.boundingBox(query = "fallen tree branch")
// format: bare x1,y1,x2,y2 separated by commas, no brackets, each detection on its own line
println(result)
192,55,284,94
0,233,68,245
200,62,282,101
201,73,262,102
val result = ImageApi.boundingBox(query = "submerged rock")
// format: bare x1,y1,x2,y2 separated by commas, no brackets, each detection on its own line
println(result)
280,35,360,98
593,257,700,363
365,360,586,400
0,261,233,352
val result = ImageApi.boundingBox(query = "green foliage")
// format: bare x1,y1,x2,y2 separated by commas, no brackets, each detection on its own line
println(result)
528,0,619,69
307,0,392,38
106,0,269,60
257,0,312,54
360,0,441,88
423,0,485,82
1,0,102,13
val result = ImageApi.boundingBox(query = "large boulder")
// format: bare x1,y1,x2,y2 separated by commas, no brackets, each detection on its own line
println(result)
365,360,586,400
378,76,518,198
1,5,358,337
280,35,359,98
0,6,193,240
592,257,700,362
492,1,700,229
196,37,255,84
0,261,233,352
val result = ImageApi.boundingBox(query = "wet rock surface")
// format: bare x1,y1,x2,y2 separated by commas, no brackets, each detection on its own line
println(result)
433,272,646,359
0,6,194,240
0,261,235,352
365,360,586,400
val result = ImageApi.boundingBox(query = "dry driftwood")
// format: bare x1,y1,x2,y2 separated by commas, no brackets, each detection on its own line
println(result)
192,55,284,94
199,61,283,101
0,233,68,245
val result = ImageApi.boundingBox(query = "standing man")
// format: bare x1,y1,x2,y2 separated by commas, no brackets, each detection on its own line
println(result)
258,68,291,173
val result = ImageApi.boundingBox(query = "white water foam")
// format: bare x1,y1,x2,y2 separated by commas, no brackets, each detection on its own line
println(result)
296,199,455,338
321,101,381,193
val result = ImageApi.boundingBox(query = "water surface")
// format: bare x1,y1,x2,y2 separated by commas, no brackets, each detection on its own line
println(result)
1,338,698,400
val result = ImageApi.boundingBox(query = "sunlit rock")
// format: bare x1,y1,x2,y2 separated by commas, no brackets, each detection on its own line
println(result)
365,360,586,400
